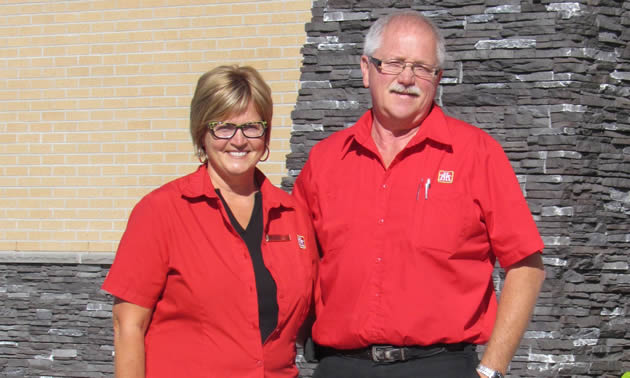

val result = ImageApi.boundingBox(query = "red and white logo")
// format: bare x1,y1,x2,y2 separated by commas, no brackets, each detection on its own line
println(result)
437,170,454,184
297,235,306,249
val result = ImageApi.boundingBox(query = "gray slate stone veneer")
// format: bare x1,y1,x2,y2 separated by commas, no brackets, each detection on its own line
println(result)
284,1,630,377
0,253,114,377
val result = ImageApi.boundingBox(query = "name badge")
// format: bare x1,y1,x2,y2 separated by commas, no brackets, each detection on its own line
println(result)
266,234,291,242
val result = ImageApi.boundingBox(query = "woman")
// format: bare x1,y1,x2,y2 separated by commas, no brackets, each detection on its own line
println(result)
102,65,318,377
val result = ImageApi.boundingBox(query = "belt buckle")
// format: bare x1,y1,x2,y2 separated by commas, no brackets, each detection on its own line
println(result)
371,345,405,362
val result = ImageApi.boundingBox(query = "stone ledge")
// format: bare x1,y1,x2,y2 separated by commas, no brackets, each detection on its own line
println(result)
0,251,115,264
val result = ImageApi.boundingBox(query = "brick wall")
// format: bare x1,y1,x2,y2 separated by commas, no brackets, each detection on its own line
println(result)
0,0,312,253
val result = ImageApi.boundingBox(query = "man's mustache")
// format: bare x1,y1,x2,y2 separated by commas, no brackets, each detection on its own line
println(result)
389,83,421,96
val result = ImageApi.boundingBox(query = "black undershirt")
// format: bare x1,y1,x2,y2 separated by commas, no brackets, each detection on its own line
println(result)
216,189,279,343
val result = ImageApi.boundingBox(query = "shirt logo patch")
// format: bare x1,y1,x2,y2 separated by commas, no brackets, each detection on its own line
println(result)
437,170,454,184
297,235,306,249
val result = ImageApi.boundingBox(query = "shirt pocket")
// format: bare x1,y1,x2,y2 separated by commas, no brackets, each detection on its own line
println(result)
411,192,475,255
265,234,313,315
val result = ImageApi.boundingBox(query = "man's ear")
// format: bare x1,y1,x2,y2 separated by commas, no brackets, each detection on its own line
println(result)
360,55,370,88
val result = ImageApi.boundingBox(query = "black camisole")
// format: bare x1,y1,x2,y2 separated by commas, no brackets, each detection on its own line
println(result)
216,190,279,343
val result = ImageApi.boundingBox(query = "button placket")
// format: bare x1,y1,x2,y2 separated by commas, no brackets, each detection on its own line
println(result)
377,176,390,225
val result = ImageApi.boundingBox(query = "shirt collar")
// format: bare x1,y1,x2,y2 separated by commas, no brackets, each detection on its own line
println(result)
406,103,453,149
181,164,292,209
255,168,293,210
340,110,376,158
342,103,453,158
180,164,218,199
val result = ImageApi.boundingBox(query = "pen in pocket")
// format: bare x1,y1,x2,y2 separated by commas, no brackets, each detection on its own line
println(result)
416,178,423,201
416,178,431,200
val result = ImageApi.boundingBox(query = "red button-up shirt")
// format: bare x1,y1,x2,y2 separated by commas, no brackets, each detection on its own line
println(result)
293,105,543,349
103,165,318,377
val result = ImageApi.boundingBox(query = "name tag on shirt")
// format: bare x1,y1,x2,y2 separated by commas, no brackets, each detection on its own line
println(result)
266,234,291,242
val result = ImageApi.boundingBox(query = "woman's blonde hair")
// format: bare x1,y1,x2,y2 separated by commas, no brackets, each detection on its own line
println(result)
190,65,273,161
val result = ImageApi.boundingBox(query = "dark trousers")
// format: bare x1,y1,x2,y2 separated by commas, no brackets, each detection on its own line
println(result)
313,345,480,378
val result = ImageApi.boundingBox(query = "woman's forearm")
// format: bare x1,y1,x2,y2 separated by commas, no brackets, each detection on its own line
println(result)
112,299,153,378
114,325,147,378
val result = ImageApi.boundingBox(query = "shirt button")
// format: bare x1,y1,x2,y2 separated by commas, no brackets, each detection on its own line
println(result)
382,184,387,189
376,257,382,263
378,218,384,224
256,360,263,366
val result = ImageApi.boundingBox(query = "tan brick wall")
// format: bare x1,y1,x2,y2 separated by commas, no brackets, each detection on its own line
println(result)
0,0,312,253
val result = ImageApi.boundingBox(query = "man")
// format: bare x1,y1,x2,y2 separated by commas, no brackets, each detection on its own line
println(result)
293,11,545,378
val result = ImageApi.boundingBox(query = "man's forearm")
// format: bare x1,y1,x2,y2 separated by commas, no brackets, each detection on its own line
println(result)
478,253,545,376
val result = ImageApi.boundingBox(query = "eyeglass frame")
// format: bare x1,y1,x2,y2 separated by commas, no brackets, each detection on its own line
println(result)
368,56,440,79
206,121,268,140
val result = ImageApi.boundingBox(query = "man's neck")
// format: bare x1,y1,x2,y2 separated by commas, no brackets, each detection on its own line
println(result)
370,119,420,169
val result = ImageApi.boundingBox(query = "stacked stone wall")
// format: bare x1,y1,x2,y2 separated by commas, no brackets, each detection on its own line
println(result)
285,1,629,377
0,254,113,377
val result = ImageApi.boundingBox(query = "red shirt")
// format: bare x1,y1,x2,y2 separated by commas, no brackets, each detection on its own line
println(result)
102,165,318,378
293,105,543,349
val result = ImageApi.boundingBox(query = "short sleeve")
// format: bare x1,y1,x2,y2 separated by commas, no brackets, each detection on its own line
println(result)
479,141,544,268
102,194,169,309
293,157,319,224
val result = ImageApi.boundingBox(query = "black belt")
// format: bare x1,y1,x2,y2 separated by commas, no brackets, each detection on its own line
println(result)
316,343,473,363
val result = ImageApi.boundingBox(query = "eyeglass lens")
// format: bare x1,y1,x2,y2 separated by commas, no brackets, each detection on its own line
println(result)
209,122,266,139
371,56,435,78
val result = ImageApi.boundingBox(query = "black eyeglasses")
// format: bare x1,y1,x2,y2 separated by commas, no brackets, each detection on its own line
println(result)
368,56,439,79
207,121,267,139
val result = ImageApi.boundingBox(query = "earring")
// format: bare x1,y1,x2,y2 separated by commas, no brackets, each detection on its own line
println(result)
197,147,207,163
259,145,270,162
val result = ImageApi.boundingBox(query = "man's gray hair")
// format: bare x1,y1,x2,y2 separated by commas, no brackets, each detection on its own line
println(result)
363,10,446,69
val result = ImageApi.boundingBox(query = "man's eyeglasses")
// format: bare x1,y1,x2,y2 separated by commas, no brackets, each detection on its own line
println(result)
207,121,267,139
368,56,439,79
